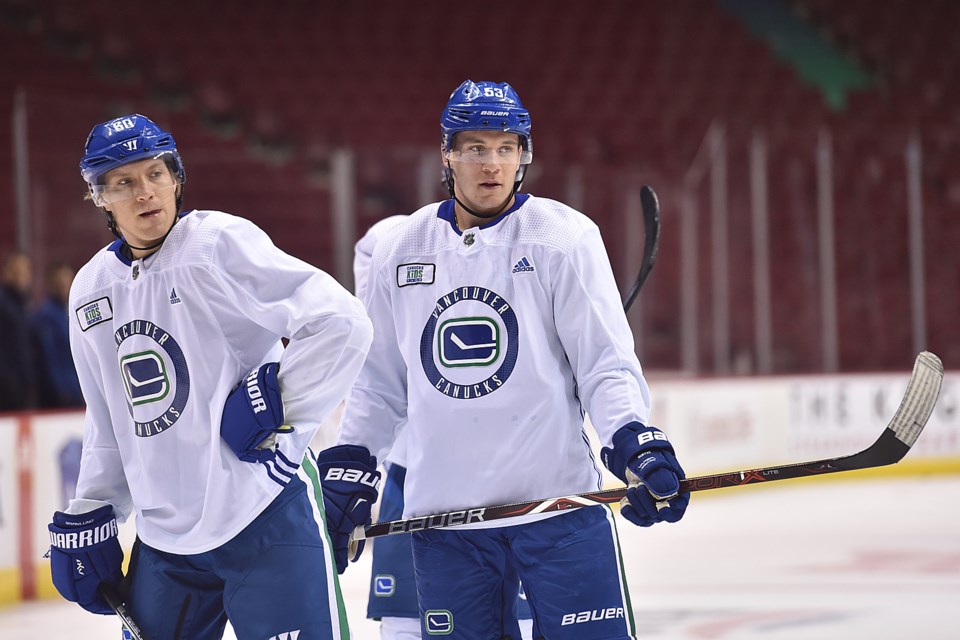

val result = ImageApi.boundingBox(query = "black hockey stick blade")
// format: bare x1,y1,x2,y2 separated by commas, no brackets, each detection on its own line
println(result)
354,351,942,541
622,185,661,313
679,350,942,491
100,582,148,640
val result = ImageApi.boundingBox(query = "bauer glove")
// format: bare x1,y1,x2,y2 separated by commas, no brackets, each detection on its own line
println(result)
315,444,381,573
601,421,690,527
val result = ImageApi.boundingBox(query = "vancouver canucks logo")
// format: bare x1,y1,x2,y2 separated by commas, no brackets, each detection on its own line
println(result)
420,287,518,399
115,320,190,437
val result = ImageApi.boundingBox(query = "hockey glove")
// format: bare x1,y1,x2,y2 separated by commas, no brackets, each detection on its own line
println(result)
601,421,690,527
221,362,287,463
48,505,123,615
315,444,381,574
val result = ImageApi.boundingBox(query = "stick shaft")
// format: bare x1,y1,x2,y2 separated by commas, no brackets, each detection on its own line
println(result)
357,352,942,540
100,583,147,640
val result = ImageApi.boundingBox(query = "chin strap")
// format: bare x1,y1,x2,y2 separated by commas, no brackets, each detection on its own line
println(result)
105,210,179,254
101,188,183,254
445,161,526,224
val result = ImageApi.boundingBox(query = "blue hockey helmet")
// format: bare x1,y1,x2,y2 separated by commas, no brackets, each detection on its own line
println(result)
441,80,532,197
80,114,185,190
441,80,533,163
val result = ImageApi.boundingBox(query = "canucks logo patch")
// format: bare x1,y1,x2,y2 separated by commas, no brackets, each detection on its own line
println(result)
120,351,170,405
420,287,519,400
115,320,190,437
438,318,499,367
373,574,396,597
425,610,454,635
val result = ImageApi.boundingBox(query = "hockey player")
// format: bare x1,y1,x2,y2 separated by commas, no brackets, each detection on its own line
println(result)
354,216,534,640
47,114,373,639
325,81,690,639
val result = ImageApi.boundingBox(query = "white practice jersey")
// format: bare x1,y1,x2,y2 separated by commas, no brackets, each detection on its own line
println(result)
69,210,373,554
354,214,410,304
338,194,651,524
354,214,411,468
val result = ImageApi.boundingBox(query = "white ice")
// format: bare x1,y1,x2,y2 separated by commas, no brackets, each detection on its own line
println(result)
2,475,957,639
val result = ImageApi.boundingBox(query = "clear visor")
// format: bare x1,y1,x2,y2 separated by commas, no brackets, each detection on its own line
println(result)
445,143,533,165
91,159,179,204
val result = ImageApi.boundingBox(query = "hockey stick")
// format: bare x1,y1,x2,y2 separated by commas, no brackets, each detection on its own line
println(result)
354,351,942,541
100,583,148,640
622,185,661,313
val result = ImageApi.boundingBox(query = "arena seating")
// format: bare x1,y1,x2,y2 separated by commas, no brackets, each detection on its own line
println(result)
1,0,956,371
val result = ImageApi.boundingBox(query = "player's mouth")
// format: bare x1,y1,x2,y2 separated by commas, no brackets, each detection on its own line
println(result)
139,209,163,217
479,181,502,189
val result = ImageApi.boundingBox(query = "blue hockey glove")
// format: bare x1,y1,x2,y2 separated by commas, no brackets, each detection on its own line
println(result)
601,421,690,527
221,362,286,463
47,505,123,615
315,444,380,574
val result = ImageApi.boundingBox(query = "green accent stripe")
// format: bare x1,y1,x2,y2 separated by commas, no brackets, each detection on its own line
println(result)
302,451,351,639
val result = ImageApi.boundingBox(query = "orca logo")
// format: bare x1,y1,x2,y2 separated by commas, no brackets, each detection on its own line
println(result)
420,287,519,400
374,574,396,597
114,320,190,438
425,610,454,635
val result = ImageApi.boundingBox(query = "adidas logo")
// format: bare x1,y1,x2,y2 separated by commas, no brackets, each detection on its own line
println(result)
169,288,182,305
512,256,534,273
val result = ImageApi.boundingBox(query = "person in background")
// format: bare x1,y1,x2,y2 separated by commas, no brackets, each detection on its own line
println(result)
353,215,536,639
32,262,84,408
0,251,36,410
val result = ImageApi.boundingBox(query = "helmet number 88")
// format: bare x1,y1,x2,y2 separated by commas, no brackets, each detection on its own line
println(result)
482,87,506,99
110,118,137,133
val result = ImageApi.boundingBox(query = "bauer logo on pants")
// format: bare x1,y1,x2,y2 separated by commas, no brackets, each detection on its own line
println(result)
425,610,454,635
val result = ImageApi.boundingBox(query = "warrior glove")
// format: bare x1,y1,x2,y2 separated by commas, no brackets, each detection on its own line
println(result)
221,362,289,463
601,421,690,527
48,505,123,615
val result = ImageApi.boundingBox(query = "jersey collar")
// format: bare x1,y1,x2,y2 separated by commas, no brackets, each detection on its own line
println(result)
437,193,530,236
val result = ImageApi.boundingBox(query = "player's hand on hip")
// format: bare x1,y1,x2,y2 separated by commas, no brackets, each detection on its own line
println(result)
315,444,380,573
601,421,690,527
47,505,124,615
220,362,288,463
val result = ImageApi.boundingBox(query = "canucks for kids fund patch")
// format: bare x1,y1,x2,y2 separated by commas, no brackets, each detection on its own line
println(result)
397,263,435,287
76,297,113,331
